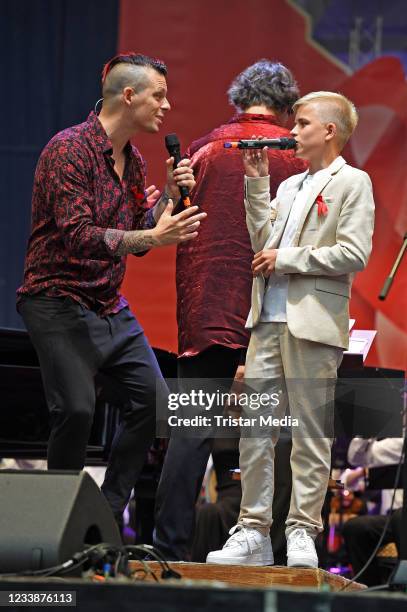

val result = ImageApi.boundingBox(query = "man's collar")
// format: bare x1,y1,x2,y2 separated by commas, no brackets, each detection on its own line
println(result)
228,112,281,126
86,111,132,156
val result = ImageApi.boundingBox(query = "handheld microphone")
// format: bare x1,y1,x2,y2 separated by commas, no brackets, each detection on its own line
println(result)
224,137,297,150
165,133,191,207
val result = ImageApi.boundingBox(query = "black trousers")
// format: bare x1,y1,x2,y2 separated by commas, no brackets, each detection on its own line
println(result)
153,344,292,562
153,345,242,560
342,509,402,586
18,295,165,521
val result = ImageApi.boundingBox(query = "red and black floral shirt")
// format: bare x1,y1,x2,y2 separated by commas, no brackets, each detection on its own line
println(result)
17,111,155,315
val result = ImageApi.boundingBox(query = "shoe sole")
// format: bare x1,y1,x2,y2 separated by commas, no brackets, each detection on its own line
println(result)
206,554,274,566
287,556,318,569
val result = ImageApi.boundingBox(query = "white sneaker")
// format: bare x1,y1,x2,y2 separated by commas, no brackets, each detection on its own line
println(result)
287,528,318,568
206,525,274,566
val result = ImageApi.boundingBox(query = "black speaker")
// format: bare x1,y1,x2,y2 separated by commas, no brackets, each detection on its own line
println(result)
0,470,122,574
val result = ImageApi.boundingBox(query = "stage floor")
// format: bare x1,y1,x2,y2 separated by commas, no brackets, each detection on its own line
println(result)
0,572,406,612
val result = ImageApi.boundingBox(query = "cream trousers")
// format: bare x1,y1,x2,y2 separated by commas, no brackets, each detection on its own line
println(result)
238,322,343,537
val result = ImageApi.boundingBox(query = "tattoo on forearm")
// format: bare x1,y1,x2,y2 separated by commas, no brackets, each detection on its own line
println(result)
116,230,157,255
152,190,171,222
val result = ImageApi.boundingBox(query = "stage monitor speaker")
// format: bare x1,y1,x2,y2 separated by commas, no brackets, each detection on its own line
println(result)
0,470,122,574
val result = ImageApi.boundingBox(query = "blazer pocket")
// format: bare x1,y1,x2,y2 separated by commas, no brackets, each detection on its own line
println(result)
315,278,350,298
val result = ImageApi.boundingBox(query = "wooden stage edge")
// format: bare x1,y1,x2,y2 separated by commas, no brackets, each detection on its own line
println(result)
136,561,366,592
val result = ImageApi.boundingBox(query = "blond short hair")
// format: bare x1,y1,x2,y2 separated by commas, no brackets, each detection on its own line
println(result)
293,91,358,148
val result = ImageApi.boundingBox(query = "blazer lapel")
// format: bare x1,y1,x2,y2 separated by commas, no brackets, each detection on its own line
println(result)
267,173,306,248
295,156,347,241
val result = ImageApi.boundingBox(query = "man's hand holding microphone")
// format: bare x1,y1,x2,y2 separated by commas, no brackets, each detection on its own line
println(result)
151,138,206,246
116,143,205,254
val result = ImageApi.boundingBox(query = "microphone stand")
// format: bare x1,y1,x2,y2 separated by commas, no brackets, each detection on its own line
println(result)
380,231,407,587
378,232,407,300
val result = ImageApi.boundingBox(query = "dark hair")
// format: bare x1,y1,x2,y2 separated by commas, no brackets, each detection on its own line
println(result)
102,52,167,84
228,60,299,113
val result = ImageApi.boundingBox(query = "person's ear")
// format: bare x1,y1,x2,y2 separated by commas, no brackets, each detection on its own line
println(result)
325,122,337,142
123,86,135,106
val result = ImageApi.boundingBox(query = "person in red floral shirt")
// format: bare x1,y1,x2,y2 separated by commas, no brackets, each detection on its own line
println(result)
17,53,204,525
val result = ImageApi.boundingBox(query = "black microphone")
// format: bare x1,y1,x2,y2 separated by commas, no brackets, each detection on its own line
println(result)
223,137,297,150
165,133,191,207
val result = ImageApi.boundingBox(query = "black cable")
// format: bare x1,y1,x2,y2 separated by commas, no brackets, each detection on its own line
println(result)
340,434,405,592
357,583,391,593
124,550,160,583
137,544,182,579
41,543,114,578
0,543,181,582
139,543,178,570
125,545,168,574
0,561,74,579
129,567,159,582
125,544,181,580
0,543,112,579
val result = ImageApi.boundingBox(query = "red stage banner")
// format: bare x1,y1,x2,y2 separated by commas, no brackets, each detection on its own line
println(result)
118,0,407,372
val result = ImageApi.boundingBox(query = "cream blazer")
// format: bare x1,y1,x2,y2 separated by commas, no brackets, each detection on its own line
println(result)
244,156,375,349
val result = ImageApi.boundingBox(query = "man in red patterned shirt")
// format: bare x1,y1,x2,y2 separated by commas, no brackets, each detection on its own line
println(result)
17,53,204,524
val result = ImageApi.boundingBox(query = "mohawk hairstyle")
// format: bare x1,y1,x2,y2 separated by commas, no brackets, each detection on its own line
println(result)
102,52,167,84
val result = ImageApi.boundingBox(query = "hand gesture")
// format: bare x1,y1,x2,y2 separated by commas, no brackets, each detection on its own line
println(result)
152,202,206,246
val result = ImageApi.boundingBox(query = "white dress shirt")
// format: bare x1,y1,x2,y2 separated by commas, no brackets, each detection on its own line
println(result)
347,437,404,512
260,169,324,322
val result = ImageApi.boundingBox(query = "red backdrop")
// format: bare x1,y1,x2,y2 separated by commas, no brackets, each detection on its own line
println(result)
118,0,407,372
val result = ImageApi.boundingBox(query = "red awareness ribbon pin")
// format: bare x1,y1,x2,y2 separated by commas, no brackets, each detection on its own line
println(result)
316,194,328,216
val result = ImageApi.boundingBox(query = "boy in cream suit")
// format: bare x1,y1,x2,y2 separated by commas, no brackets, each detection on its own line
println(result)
207,92,375,568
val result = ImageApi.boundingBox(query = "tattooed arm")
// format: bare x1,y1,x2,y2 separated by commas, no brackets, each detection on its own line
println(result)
109,228,158,256
150,190,171,223
106,200,206,256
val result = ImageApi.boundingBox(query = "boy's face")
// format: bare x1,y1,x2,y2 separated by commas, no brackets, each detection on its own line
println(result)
291,102,332,160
